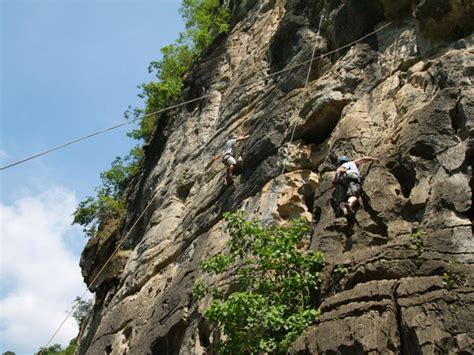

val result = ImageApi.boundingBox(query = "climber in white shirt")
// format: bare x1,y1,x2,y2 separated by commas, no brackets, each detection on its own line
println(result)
223,133,249,185
332,155,378,216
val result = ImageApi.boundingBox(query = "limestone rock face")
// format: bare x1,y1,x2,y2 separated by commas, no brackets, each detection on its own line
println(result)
76,1,473,354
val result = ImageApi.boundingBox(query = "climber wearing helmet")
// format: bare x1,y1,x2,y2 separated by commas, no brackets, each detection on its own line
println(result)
223,133,250,185
332,155,378,216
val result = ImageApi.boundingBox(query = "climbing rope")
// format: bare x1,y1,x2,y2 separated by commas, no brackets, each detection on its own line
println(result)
270,17,324,220
248,21,392,92
367,25,400,158
0,22,392,172
39,192,158,354
359,25,400,186
0,95,211,171
271,13,326,219
279,38,318,177
279,13,326,177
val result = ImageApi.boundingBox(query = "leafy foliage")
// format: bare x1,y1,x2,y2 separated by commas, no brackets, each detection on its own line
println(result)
35,339,76,355
195,211,325,354
73,1,230,237
443,272,464,290
443,260,468,290
334,264,349,276
72,153,141,237
411,229,426,251
130,44,195,140
131,0,230,141
180,0,231,53
72,297,94,326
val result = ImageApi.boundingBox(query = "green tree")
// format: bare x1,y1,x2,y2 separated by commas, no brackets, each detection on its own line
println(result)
180,0,231,53
131,44,195,141
74,0,230,237
72,150,142,237
62,338,77,355
36,338,76,355
72,297,93,326
35,344,62,355
195,211,325,354
132,0,230,141
3,351,17,355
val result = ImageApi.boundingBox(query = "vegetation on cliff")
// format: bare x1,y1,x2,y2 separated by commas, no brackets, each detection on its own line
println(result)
35,339,77,355
74,0,474,352
32,298,91,354
72,0,230,237
193,211,325,354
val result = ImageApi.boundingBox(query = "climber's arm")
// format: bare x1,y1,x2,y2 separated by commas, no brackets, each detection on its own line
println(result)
332,166,347,187
332,173,337,187
354,156,378,166
236,135,250,142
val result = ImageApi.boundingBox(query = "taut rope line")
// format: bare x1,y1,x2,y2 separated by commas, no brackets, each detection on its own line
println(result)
39,192,158,354
1,22,392,172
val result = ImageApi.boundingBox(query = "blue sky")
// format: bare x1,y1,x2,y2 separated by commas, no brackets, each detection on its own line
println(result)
0,0,184,353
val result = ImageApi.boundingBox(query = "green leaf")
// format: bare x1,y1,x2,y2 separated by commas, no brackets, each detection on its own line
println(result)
197,211,325,353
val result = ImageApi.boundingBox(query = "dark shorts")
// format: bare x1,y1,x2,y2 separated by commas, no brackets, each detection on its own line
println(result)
347,181,362,198
334,173,362,203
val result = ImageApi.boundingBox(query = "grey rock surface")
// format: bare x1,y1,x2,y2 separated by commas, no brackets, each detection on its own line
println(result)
76,1,473,354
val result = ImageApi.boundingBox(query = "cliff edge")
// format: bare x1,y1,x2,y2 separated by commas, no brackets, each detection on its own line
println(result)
77,0,474,353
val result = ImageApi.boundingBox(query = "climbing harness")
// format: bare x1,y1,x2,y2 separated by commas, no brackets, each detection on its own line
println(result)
331,26,400,219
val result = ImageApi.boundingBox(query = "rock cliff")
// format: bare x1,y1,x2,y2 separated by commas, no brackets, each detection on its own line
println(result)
76,0,474,353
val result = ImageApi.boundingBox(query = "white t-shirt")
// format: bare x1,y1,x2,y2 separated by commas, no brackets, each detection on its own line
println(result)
342,161,360,175
223,138,237,156
336,161,360,179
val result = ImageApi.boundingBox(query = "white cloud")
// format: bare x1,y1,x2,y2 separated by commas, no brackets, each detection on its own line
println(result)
0,187,90,354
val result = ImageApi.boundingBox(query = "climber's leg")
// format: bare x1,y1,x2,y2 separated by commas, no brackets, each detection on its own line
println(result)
339,201,348,216
223,155,237,185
